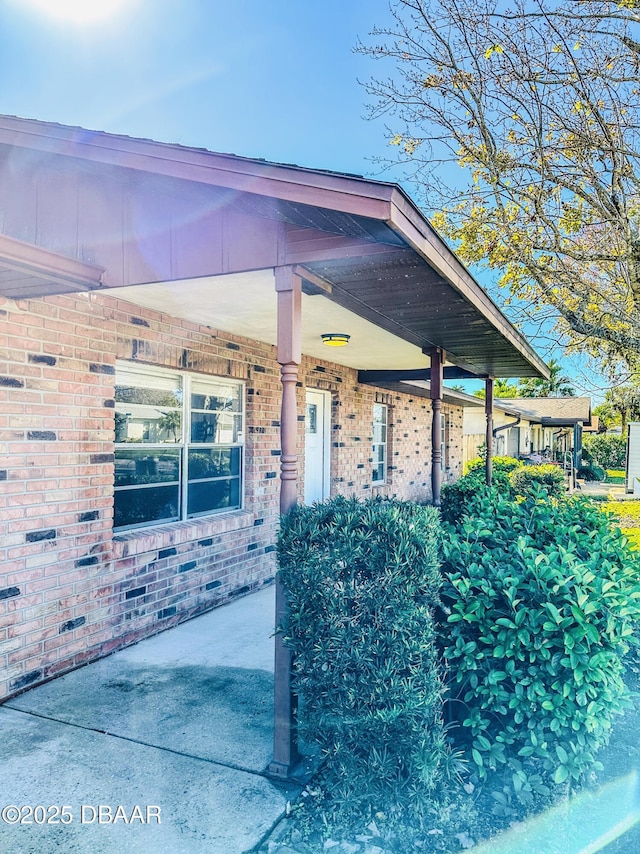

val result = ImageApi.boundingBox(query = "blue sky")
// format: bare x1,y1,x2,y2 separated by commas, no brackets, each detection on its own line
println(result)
0,0,394,175
0,0,610,400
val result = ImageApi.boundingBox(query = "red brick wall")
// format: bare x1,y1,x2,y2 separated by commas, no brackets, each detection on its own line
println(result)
301,362,462,501
0,291,462,700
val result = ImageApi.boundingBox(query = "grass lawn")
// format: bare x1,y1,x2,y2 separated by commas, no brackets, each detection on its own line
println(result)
604,499,640,549
606,469,626,484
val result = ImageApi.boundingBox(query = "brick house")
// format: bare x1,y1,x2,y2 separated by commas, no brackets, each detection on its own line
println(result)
0,116,547,772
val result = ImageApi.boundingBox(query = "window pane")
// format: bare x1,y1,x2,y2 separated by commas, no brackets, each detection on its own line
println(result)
114,484,180,529
187,478,241,516
306,403,317,434
114,365,244,528
115,407,182,443
373,423,387,443
115,367,182,407
191,380,242,413
188,447,241,480
115,449,180,487
115,367,182,444
190,413,242,444
373,403,387,425
372,404,387,483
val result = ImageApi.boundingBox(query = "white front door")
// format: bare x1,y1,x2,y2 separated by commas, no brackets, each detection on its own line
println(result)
305,389,330,504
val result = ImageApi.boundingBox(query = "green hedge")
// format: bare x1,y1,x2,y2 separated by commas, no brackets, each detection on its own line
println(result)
442,458,515,523
510,464,565,497
442,458,566,522
583,435,627,470
439,487,640,806
465,455,521,475
278,496,447,814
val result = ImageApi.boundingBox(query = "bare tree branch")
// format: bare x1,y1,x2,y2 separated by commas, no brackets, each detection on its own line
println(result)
359,0,640,363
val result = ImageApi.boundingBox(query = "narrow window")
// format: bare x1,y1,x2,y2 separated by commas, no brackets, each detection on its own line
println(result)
372,403,388,483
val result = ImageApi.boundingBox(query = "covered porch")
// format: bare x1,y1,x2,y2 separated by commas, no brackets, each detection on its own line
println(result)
0,115,549,778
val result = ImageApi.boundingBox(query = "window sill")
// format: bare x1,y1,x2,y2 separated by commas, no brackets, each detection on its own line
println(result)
112,510,256,558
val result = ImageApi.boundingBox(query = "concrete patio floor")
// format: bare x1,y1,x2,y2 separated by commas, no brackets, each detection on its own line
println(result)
0,584,302,854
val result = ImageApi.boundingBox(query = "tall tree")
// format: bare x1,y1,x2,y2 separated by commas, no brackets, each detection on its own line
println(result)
517,359,576,397
473,377,519,398
361,0,640,364
593,400,620,432
605,383,640,433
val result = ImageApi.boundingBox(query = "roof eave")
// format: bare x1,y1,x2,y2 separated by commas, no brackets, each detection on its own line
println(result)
0,114,549,380
387,189,549,380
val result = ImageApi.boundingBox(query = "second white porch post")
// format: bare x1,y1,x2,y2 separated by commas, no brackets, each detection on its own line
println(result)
269,265,302,778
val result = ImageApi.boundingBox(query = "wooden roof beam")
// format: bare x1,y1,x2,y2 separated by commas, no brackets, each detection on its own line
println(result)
358,366,486,385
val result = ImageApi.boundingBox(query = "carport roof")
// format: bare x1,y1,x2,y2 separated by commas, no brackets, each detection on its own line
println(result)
0,114,548,379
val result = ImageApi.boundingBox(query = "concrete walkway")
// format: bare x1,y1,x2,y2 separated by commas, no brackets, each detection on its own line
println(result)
0,584,301,854
576,481,636,500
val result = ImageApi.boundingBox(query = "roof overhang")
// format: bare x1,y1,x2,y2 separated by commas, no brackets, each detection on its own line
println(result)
0,233,105,294
541,417,588,428
454,393,592,427
0,115,548,379
496,397,591,427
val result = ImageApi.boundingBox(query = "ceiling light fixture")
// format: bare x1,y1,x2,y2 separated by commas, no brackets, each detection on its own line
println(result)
321,333,350,347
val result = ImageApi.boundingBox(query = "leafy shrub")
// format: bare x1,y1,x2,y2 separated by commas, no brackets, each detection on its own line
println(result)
439,487,640,805
583,434,627,470
510,464,566,497
465,455,521,475
576,464,606,482
278,496,447,815
442,458,518,523
443,458,565,523
441,475,494,524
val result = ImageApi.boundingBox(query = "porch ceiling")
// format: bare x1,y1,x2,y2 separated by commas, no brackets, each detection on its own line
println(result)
113,270,436,372
301,250,537,378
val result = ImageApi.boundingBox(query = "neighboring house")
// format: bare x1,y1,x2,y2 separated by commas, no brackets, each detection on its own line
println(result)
626,423,640,494
462,395,592,468
0,116,549,771
584,415,600,435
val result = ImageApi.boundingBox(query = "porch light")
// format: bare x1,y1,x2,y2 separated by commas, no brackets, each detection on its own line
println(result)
321,333,350,347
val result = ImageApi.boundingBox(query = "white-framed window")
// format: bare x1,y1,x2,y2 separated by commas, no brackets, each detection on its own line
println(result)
113,363,244,531
372,403,388,483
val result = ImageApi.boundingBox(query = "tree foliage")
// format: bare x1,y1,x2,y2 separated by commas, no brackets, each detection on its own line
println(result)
593,400,621,432
473,378,520,399
361,0,640,364
517,359,576,398
605,380,640,431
